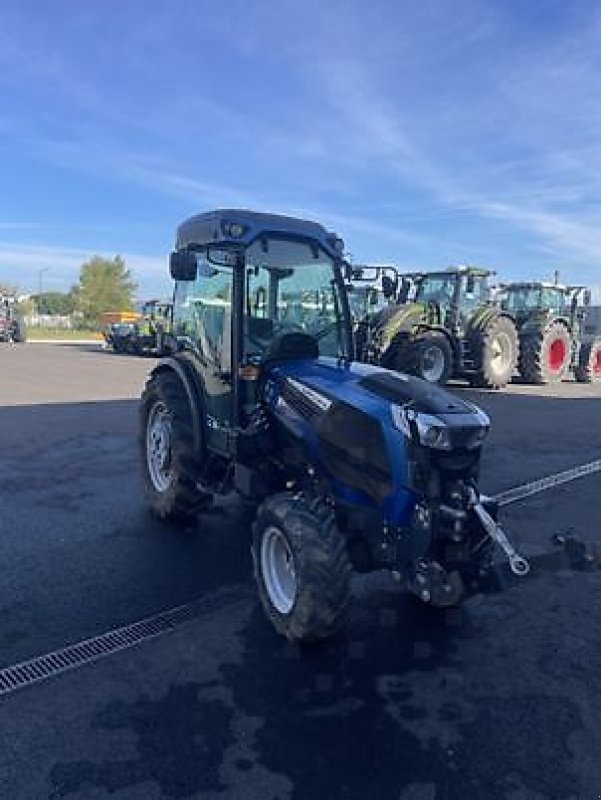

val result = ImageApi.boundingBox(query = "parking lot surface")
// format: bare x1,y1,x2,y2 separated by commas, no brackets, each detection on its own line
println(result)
1,343,600,800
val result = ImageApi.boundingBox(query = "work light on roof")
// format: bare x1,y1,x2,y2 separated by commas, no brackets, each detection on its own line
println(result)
223,221,246,238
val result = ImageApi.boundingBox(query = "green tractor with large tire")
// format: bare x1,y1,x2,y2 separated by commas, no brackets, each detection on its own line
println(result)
500,282,601,384
356,266,519,388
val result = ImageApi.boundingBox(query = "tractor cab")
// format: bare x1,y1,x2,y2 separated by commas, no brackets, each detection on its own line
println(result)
413,267,492,331
502,283,567,319
501,282,590,328
346,265,401,319
169,209,351,441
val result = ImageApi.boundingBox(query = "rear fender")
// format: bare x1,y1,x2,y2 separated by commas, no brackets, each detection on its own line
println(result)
519,313,571,338
466,306,502,335
375,303,428,355
389,323,459,363
150,353,206,460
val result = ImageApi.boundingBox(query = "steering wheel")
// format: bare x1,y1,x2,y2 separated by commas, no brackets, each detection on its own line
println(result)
272,321,305,335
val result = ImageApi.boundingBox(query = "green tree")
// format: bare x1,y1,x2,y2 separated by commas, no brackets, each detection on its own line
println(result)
73,256,137,327
33,291,76,316
0,281,19,297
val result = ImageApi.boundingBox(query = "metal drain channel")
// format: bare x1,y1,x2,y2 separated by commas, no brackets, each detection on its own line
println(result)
0,600,204,698
492,458,601,508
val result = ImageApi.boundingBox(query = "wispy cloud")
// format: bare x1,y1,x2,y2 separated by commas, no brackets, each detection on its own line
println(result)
1,0,601,289
0,241,167,294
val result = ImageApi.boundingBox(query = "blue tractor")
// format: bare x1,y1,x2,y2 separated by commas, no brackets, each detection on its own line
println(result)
140,209,530,641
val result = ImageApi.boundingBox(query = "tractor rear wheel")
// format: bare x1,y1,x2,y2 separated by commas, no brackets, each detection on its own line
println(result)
519,321,571,384
252,493,350,641
575,338,601,383
392,331,453,384
471,315,518,389
140,371,211,520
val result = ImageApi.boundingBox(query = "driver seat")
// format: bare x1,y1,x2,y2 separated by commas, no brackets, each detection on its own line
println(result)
261,331,319,367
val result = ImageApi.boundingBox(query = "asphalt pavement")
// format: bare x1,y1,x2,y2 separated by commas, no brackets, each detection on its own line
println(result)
1,343,600,800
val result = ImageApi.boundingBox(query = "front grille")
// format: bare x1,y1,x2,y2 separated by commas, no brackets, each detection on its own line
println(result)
281,380,322,422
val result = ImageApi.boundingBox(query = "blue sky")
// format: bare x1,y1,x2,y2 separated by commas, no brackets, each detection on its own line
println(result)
1,0,601,299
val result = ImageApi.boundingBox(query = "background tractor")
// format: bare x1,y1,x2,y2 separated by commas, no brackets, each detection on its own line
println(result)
139,209,530,643
0,294,27,343
356,266,519,389
132,299,174,355
346,265,401,355
500,282,601,384
103,301,174,355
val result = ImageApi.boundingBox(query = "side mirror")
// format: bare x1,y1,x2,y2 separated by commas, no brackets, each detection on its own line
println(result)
381,275,397,299
398,278,411,304
169,251,198,281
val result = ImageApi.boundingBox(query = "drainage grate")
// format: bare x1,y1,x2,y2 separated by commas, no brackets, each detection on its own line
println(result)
492,458,601,508
0,586,247,698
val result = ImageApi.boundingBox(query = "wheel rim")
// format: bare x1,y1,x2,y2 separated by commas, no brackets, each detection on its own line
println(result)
488,332,513,376
420,345,445,382
548,337,568,371
146,401,174,492
260,526,298,614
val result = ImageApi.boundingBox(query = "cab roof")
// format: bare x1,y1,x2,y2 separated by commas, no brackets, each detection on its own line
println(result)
176,208,344,259
406,265,494,279
504,282,569,292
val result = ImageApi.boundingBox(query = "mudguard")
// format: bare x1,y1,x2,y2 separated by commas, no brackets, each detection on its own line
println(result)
466,306,504,335
370,302,438,357
150,352,207,460
518,311,571,338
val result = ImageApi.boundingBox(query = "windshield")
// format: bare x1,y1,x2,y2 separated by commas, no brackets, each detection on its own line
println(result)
172,237,348,370
415,274,457,307
505,287,567,313
346,285,388,319
244,237,348,359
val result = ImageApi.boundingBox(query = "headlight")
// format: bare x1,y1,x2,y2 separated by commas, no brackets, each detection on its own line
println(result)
391,406,452,450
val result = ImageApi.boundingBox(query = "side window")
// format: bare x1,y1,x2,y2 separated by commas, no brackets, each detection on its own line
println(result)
462,276,486,309
174,260,233,372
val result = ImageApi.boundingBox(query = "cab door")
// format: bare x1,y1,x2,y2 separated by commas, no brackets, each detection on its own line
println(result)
172,258,234,453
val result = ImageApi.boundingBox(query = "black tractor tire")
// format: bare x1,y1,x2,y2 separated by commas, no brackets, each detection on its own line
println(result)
391,331,454,384
575,338,601,383
519,321,571,384
139,370,211,520
471,315,519,389
252,493,350,642
13,320,27,343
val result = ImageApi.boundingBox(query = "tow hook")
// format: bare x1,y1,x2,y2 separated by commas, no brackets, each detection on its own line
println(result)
467,488,530,576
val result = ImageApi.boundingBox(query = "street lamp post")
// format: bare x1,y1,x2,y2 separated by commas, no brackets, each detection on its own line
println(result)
36,268,49,317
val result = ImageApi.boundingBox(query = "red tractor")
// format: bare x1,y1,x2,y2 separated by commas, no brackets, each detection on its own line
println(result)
500,282,601,384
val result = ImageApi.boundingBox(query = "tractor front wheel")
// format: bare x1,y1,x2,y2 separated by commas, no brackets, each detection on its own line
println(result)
519,321,571,384
392,331,454,384
252,493,350,641
575,338,601,383
140,371,211,520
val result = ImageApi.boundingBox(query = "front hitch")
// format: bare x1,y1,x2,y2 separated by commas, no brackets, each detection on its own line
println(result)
467,488,531,576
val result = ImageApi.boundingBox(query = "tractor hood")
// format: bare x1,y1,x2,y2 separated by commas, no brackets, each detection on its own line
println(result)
263,357,490,451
